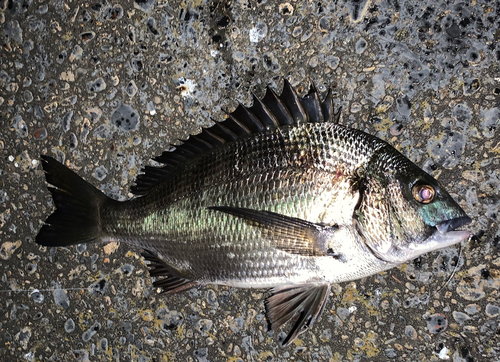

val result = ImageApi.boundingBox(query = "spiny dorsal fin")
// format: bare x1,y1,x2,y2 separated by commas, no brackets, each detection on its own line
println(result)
131,79,340,196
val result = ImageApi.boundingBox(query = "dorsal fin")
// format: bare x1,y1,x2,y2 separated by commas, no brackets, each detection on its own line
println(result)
131,80,340,196
301,83,324,123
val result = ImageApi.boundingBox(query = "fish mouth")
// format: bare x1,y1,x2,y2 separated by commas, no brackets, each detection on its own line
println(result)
428,216,472,250
435,216,472,234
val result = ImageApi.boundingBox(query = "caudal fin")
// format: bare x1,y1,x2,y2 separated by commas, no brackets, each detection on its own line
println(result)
36,155,113,247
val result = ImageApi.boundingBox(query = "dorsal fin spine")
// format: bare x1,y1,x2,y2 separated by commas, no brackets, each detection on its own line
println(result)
211,122,238,141
203,128,227,144
225,112,252,135
189,135,214,150
321,89,336,123
301,84,324,123
279,79,308,123
235,102,265,131
262,87,293,126
250,93,278,130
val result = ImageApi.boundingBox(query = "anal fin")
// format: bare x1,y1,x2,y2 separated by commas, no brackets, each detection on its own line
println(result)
266,283,331,346
141,250,198,294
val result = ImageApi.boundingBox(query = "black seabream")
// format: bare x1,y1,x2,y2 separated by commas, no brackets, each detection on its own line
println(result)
36,81,471,346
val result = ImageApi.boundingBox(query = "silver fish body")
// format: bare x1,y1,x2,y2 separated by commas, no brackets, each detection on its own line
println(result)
36,81,471,345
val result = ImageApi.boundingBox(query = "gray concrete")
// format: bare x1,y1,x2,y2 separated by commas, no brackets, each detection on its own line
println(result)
1,0,499,361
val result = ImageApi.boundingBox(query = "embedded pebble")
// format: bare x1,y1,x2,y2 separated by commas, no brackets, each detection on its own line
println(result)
195,319,213,337
485,304,500,318
73,350,90,362
336,307,350,320
249,22,268,43
133,0,154,13
14,327,31,350
65,319,76,333
158,309,184,331
69,45,83,62
480,107,499,138
120,264,135,275
384,348,397,358
427,131,466,169
99,338,108,351
4,20,23,44
326,55,340,70
82,322,101,342
355,38,367,54
26,263,37,274
11,116,28,138
111,104,140,131
93,165,108,181
89,279,108,295
0,240,22,260
102,5,124,21
69,133,78,149
23,90,33,102
404,325,417,339
33,127,47,140
62,111,73,132
124,81,138,97
396,95,411,118
232,51,245,62
80,31,95,44
452,311,471,325
229,317,245,333
53,285,70,310
30,290,44,304
87,78,107,93
262,52,280,72
426,313,448,334
465,304,480,315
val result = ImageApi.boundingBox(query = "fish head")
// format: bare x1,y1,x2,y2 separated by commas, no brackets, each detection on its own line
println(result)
353,151,471,264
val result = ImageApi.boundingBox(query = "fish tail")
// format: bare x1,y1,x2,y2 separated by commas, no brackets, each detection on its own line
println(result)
36,155,113,247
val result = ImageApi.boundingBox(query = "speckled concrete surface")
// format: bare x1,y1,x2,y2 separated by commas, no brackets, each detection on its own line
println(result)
1,0,499,361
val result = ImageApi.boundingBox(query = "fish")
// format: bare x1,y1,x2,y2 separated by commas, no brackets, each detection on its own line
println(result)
36,80,471,346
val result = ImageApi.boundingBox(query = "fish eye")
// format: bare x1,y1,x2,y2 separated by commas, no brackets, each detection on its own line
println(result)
412,184,435,204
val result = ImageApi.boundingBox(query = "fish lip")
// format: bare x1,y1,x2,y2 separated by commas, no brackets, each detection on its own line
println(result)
435,216,472,234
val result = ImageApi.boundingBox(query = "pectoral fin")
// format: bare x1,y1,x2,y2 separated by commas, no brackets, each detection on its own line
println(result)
142,250,198,294
266,283,331,346
208,206,339,257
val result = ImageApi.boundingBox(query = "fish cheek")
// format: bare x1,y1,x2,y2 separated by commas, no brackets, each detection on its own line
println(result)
354,178,428,263
387,181,429,242
352,177,395,257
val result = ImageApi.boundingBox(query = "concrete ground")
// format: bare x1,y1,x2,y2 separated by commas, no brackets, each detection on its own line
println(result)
1,0,499,361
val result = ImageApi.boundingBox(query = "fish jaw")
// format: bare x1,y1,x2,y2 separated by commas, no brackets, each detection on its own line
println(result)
435,216,472,234
420,215,472,252
376,215,471,264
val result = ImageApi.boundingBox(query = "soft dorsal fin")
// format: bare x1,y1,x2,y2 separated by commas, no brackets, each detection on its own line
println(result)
131,80,341,196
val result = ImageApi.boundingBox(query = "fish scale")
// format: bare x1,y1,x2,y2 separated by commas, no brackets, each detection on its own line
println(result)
36,80,471,346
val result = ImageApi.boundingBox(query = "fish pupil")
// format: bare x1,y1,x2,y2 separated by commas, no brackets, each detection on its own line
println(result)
420,188,431,200
412,184,435,204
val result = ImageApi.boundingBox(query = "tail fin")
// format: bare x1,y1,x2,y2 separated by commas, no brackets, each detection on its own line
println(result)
36,155,113,247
